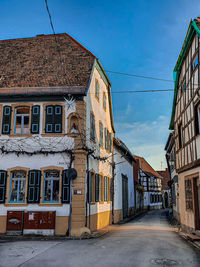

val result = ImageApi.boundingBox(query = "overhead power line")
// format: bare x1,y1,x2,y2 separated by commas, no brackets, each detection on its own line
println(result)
44,0,56,35
105,70,174,83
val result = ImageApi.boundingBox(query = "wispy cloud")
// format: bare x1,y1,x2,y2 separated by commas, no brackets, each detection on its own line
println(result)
115,115,169,170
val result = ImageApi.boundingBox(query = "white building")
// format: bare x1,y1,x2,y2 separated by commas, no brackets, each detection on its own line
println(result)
113,138,135,223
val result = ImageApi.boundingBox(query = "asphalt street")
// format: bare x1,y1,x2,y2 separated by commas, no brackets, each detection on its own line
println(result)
0,209,200,267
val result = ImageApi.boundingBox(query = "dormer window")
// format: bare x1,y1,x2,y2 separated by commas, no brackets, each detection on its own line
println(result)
14,107,30,134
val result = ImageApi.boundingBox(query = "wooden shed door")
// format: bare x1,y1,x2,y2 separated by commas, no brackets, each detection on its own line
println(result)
7,211,23,233
122,175,128,219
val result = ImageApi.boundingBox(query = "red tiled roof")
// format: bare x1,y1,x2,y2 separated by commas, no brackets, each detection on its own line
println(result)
157,169,170,188
0,33,96,89
134,155,162,179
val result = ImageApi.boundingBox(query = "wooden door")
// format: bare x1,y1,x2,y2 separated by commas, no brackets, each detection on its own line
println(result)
122,175,128,219
7,211,23,233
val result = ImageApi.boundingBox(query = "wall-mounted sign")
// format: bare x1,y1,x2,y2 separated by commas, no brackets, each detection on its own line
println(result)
74,190,82,195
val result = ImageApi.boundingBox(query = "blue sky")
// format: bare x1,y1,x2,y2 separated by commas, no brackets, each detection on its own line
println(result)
0,0,200,169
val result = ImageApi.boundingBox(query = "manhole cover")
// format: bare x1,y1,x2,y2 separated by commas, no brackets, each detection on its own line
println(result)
151,258,180,266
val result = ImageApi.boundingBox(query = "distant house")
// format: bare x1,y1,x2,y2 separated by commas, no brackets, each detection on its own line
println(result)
165,132,179,221
0,33,115,237
169,17,200,233
113,138,135,222
157,168,171,209
134,156,162,210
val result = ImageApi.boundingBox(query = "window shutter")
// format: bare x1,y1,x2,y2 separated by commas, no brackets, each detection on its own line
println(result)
31,105,40,134
0,170,7,203
109,133,112,153
27,170,41,203
104,176,108,201
88,171,92,203
105,128,107,150
45,105,54,133
95,174,99,202
2,106,12,134
54,105,62,133
62,170,70,203
194,104,200,135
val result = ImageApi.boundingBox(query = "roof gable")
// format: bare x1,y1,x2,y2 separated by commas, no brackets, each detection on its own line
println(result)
134,155,162,179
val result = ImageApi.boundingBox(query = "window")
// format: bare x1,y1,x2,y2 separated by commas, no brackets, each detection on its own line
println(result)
45,105,62,134
43,170,60,203
95,80,99,100
104,176,108,201
103,92,106,110
178,124,183,149
99,122,103,147
14,107,30,134
10,171,26,203
193,56,198,69
0,170,7,203
90,113,95,141
194,103,200,135
185,179,193,210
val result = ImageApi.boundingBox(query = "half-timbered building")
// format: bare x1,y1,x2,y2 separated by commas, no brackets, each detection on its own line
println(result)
134,156,162,210
169,17,200,233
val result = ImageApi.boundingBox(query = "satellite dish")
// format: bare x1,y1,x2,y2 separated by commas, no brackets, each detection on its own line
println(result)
68,168,77,180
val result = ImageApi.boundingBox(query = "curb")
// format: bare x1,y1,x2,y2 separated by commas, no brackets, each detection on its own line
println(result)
178,231,200,250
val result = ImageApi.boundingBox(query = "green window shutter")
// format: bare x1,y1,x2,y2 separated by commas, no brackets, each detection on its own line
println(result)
109,133,112,153
45,105,54,133
62,170,70,203
54,105,62,133
95,174,99,202
2,106,12,134
104,176,107,201
100,123,103,147
88,171,92,203
27,170,41,203
107,129,110,152
105,128,107,149
0,170,7,203
90,113,95,140
31,105,40,134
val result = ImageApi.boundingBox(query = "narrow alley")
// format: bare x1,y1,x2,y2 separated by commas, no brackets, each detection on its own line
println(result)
0,210,199,267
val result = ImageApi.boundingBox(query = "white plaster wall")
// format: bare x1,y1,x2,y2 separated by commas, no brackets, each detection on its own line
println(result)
114,147,134,211
84,62,113,215
0,100,76,217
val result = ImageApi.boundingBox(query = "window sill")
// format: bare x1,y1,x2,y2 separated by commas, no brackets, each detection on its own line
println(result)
41,133,65,137
4,203,28,207
39,203,63,206
10,134,32,138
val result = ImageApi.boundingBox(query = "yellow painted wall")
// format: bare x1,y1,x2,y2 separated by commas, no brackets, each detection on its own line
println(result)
0,216,6,234
55,216,69,236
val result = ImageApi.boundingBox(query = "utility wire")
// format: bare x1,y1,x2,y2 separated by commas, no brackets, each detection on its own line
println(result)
45,0,56,34
106,70,174,83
